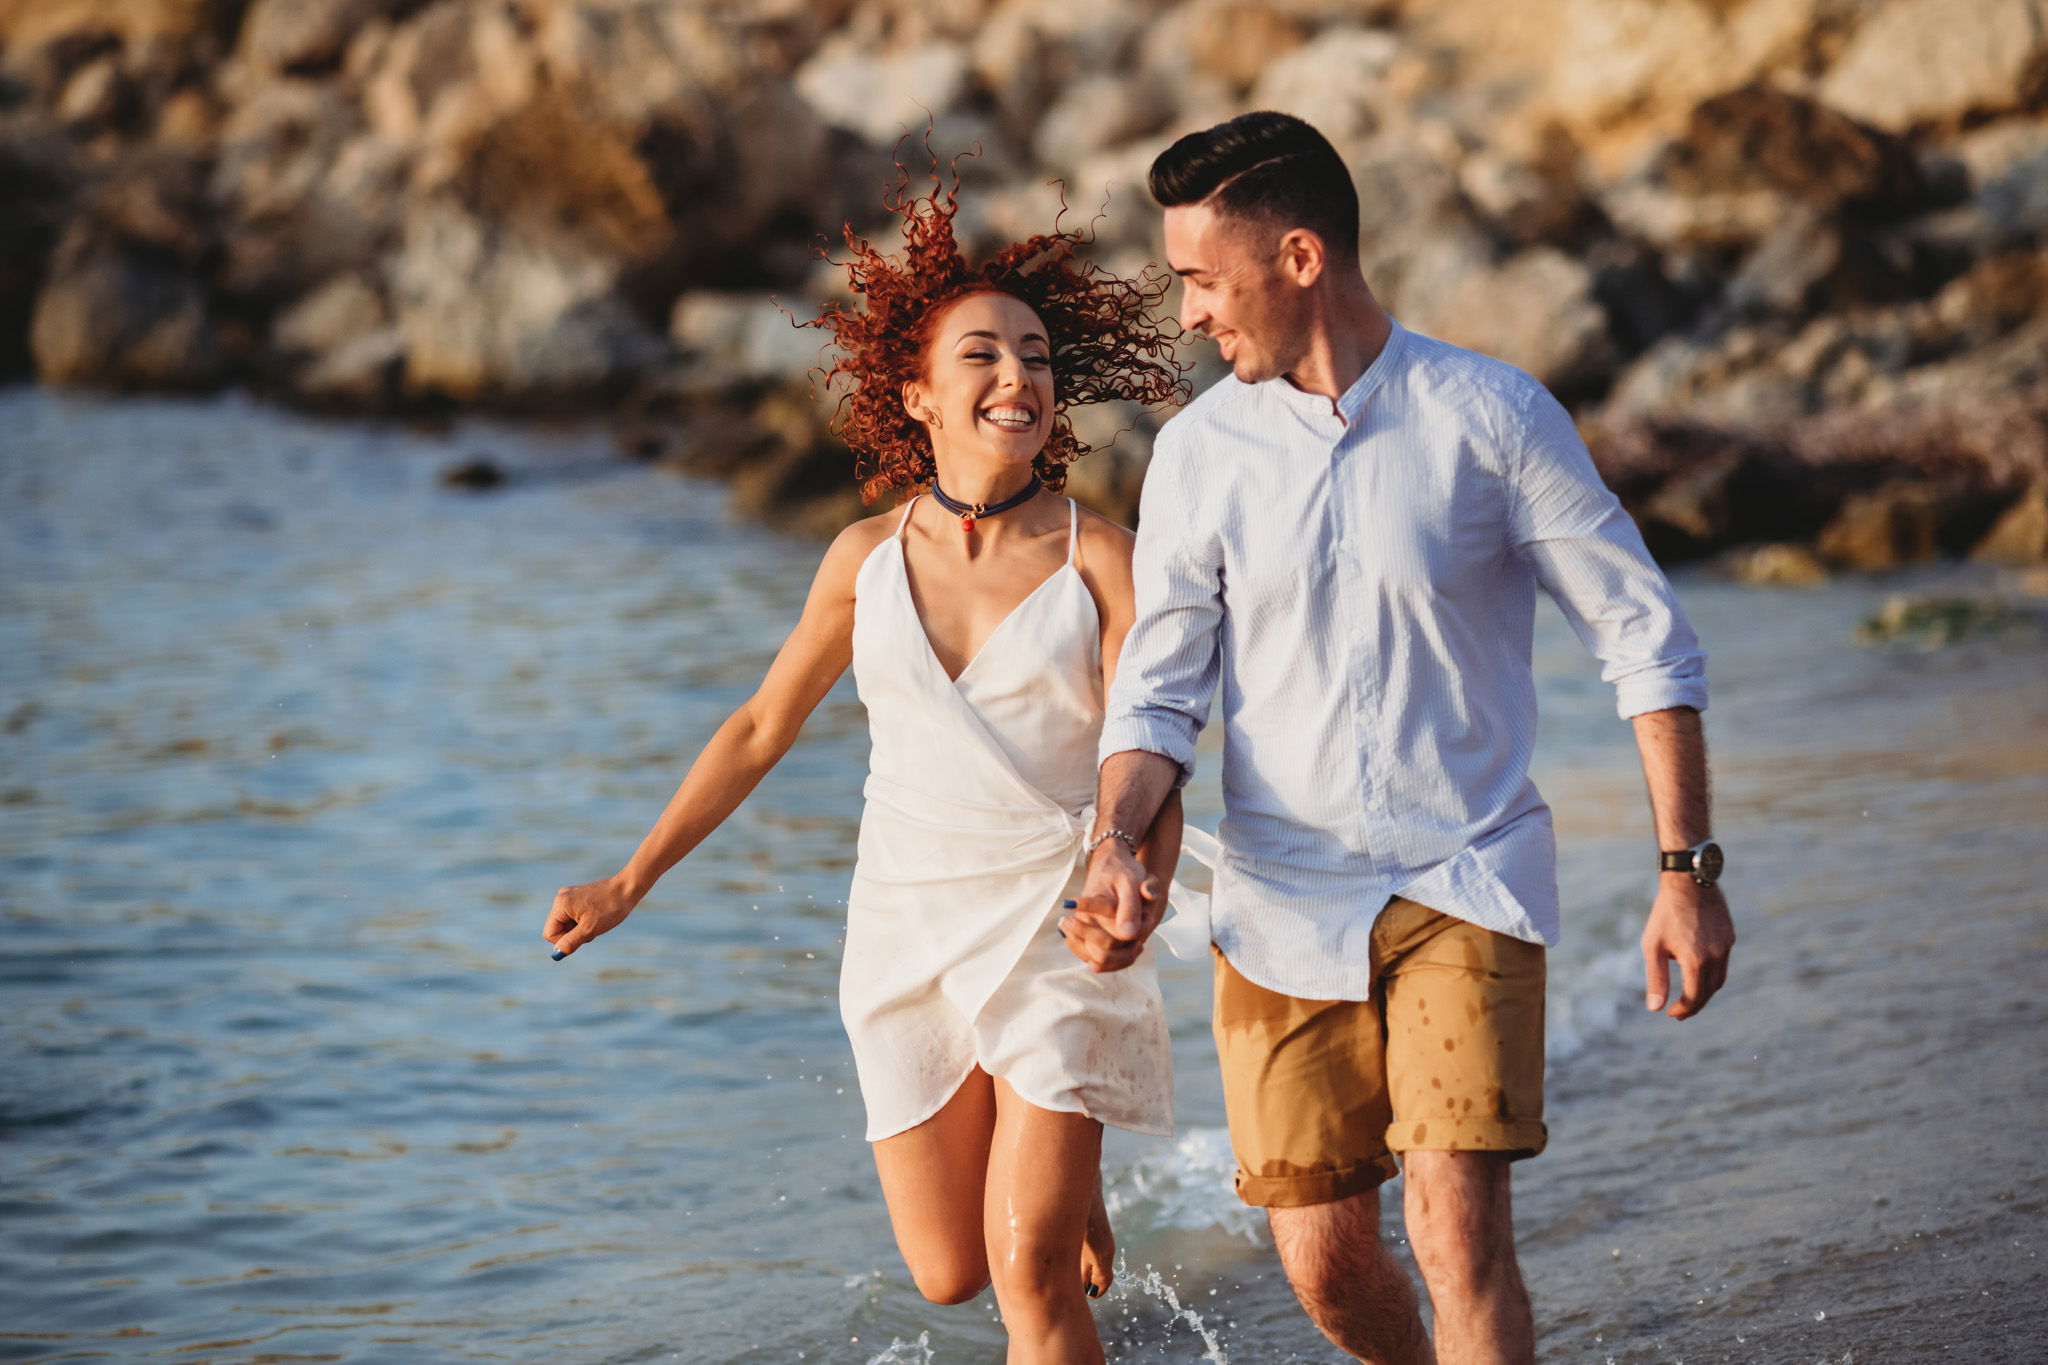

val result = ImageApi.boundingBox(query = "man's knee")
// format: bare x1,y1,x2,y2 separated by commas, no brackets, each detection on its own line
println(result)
1403,1151,1519,1295
1268,1190,1392,1301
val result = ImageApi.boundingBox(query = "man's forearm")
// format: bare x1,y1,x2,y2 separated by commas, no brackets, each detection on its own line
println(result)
1630,706,1711,849
1093,749,1182,854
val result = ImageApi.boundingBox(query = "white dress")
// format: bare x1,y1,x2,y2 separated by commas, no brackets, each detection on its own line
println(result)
840,495,1194,1141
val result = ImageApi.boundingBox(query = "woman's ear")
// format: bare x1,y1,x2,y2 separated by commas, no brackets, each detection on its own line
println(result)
901,379,939,429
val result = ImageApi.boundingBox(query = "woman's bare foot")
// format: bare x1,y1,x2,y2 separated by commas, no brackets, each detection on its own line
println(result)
1080,1172,1116,1299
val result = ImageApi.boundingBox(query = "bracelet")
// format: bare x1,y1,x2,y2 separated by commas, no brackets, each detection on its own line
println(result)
1085,827,1140,858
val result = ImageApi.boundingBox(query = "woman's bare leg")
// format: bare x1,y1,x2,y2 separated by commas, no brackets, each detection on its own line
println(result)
983,1076,1107,1364
871,1067,998,1304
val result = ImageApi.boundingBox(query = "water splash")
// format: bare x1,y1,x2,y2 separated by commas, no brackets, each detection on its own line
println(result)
1106,1126,1265,1244
864,1330,934,1364
1113,1264,1231,1363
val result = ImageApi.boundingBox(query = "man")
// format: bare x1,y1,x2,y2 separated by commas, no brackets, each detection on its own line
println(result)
1059,112,1735,1365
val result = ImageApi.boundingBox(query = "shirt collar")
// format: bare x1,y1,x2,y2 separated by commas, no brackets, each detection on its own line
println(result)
1264,317,1408,429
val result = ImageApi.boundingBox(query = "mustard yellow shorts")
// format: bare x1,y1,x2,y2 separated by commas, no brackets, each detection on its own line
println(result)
1212,896,1548,1208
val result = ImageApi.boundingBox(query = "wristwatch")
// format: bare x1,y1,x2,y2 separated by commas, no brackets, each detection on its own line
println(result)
1659,839,1724,887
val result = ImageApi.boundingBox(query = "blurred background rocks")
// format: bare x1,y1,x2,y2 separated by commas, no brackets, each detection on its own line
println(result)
2,0,2044,564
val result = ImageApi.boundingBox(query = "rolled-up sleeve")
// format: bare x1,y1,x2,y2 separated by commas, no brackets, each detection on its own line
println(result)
1507,381,1708,720
1099,435,1224,785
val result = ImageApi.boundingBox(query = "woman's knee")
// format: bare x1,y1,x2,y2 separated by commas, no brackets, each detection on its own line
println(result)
986,1237,1078,1305
909,1254,990,1305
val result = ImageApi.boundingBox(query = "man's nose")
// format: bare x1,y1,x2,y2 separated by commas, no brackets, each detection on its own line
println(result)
1180,291,1210,335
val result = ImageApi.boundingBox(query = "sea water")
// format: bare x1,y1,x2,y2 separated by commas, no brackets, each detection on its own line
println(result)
2,386,2033,1363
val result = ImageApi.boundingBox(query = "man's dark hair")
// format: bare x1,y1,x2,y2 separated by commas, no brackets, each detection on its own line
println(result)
1148,111,1360,261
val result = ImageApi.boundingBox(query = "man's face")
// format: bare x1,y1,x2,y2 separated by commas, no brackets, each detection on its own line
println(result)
1162,202,1306,385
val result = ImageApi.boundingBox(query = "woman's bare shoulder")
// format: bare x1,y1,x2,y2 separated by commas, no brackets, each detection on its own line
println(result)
814,507,904,589
1072,502,1136,564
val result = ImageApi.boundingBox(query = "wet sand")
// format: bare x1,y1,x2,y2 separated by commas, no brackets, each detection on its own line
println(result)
1518,641,2048,1363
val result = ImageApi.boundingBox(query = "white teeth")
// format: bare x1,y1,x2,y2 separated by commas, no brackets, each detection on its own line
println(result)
982,405,1034,428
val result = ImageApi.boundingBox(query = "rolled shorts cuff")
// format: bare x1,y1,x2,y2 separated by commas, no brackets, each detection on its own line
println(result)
1385,1117,1548,1160
1234,1151,1402,1208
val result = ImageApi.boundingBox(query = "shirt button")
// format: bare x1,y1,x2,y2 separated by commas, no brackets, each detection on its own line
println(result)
1367,798,1385,811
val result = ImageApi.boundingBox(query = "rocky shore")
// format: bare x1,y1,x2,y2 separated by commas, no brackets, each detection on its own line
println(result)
4,0,2047,568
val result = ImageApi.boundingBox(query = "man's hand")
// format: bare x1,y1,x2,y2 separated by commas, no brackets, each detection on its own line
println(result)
1060,841,1164,973
1641,877,1734,1018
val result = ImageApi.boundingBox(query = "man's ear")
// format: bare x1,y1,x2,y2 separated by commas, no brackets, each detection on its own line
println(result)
1278,228,1327,288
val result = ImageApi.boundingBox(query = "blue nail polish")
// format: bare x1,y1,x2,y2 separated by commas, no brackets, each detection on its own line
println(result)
550,948,566,961
1062,899,1077,909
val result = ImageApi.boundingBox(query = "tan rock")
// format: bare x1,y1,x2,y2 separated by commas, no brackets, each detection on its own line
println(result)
237,0,405,76
795,35,970,146
153,86,220,144
31,236,220,387
1032,73,1169,175
1973,485,2048,564
273,272,386,355
1716,542,1831,587
1819,0,2048,132
1537,0,1824,177
1817,478,2013,570
296,326,403,404
1396,241,1616,393
55,54,125,126
1246,26,1404,150
1183,0,1306,94
670,292,826,384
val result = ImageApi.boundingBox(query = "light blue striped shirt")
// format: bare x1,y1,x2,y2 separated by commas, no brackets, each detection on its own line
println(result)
1100,319,1707,1000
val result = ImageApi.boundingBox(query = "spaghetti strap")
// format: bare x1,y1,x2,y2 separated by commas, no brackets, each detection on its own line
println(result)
1064,497,1078,565
894,494,921,539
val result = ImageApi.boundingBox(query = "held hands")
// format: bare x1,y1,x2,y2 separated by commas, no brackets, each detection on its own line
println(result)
1059,842,1165,973
543,874,643,960
1641,876,1735,1019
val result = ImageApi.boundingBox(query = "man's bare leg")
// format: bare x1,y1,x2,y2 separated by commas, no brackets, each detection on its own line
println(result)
1402,1151,1533,1365
1268,1187,1432,1365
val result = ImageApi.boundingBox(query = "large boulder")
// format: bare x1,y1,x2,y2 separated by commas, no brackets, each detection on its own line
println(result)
393,194,664,404
1396,239,1617,395
1603,84,1921,254
795,35,971,147
1816,477,2014,570
235,0,410,76
31,229,222,388
1245,25,1403,150
1819,0,2048,133
1973,484,2048,563
1532,0,1833,176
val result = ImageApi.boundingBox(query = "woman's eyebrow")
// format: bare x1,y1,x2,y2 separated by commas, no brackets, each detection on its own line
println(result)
956,330,1050,345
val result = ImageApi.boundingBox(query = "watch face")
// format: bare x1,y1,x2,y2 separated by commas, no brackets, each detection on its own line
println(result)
1696,842,1724,884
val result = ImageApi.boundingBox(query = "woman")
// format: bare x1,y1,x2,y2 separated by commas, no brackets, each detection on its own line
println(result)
541,169,1192,1361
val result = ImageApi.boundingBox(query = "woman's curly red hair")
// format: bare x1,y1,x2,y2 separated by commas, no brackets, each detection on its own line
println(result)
804,151,1192,504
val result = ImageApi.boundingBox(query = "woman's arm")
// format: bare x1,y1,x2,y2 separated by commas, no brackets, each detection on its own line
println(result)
543,517,888,958
1065,513,1182,971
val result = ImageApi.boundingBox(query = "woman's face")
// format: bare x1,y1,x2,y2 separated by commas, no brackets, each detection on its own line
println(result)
902,291,1055,468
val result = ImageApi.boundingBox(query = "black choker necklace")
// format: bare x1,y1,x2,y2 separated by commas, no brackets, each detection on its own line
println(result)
930,477,1039,533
